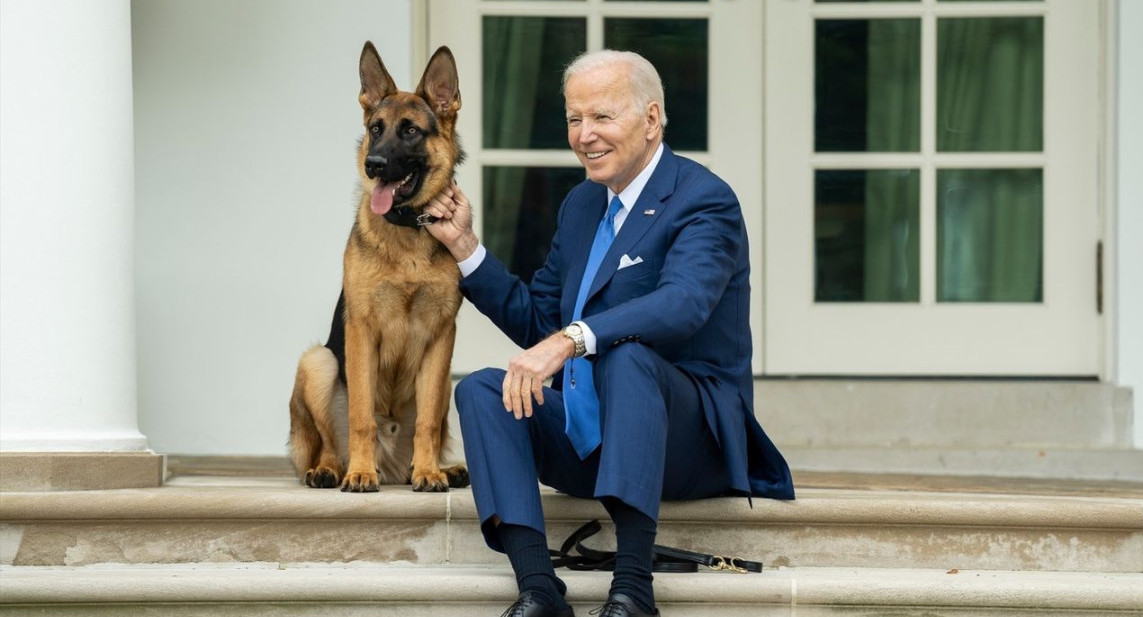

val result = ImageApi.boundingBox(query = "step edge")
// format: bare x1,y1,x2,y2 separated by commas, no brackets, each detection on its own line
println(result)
3,489,1139,530
0,565,1139,610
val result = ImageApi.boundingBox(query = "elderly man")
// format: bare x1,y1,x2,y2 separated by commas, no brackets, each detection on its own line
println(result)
424,50,794,617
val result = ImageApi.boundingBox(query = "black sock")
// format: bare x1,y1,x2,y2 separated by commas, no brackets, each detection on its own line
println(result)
496,523,569,611
602,497,657,614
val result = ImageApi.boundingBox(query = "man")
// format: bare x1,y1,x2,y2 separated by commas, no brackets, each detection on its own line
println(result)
423,50,794,617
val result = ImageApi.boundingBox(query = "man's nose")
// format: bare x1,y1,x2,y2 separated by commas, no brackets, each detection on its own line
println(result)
576,120,596,143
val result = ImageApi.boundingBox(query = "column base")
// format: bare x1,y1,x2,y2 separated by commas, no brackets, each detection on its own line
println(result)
0,452,165,491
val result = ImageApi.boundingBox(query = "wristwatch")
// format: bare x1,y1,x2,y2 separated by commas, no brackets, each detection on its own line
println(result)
562,323,587,358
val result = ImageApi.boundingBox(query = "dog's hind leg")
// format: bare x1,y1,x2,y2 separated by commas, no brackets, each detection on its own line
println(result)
440,406,470,489
289,345,346,488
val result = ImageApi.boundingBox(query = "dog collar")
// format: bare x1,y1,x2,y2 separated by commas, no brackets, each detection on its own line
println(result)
383,206,439,228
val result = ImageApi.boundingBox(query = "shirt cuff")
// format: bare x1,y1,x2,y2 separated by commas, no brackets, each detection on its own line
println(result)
456,243,487,278
574,320,598,356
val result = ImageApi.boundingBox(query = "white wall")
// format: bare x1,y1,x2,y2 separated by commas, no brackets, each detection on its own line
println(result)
1118,0,1143,448
1,0,148,452
132,0,413,455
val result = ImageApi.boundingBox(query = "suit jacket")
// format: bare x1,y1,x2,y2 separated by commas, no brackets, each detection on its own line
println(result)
461,145,794,501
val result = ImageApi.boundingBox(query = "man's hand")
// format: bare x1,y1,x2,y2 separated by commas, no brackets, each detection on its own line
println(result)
502,333,576,420
424,182,479,262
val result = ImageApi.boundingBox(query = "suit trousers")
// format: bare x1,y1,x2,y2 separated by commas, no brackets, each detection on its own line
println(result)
455,342,730,552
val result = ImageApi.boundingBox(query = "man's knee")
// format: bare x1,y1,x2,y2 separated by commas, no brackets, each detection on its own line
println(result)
455,367,505,418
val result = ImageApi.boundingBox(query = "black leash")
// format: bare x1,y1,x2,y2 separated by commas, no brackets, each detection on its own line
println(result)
550,520,762,574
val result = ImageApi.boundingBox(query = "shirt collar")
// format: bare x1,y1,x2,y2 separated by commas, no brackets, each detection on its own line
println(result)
607,142,665,213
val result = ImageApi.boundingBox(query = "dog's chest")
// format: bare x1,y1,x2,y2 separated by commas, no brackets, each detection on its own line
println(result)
347,252,461,327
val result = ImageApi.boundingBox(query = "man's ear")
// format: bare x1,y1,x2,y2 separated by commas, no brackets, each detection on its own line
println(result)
359,41,397,111
416,46,461,118
644,101,663,139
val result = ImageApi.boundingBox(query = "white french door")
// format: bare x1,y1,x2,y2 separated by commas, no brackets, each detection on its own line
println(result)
763,0,1103,375
426,0,1105,377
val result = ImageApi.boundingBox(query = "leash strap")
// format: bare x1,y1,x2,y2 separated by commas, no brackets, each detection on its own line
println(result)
549,520,762,574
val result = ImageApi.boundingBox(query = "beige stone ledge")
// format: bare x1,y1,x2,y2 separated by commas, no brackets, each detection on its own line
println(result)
0,565,1139,613
2,483,1140,572
0,452,164,491
4,483,1138,530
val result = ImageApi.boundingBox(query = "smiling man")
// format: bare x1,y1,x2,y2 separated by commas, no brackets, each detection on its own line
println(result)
424,50,794,617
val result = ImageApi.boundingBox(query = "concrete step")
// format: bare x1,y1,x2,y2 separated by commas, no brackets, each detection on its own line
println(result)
783,445,1143,482
1,563,1140,616
756,380,1134,449
3,476,1140,573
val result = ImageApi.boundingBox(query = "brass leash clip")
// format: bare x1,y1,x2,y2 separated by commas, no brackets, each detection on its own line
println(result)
707,556,749,574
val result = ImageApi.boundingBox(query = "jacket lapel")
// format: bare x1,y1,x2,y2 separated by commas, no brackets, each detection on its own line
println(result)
584,146,679,302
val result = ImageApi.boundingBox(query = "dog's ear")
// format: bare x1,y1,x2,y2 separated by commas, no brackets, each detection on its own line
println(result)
359,41,397,110
416,46,461,119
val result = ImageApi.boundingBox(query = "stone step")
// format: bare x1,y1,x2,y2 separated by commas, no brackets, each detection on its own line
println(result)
1,564,1139,616
3,476,1140,573
783,445,1143,482
755,380,1134,449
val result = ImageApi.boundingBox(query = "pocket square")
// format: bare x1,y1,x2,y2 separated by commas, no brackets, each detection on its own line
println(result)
618,254,644,270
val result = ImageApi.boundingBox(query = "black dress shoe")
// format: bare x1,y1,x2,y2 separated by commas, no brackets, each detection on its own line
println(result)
500,591,575,617
589,593,659,617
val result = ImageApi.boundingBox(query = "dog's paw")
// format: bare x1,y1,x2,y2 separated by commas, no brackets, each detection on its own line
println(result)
444,465,470,489
340,470,380,493
304,466,341,489
411,468,450,493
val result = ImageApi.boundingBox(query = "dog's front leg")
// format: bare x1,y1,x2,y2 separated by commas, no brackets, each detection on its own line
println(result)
410,322,458,492
342,318,381,492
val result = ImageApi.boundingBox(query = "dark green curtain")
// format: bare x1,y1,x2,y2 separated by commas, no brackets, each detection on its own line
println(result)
864,19,921,302
936,18,1043,302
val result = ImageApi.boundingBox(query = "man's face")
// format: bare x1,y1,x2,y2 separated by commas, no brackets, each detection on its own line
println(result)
565,65,660,194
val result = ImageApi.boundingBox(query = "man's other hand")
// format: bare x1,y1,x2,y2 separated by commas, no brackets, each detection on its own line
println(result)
502,333,576,419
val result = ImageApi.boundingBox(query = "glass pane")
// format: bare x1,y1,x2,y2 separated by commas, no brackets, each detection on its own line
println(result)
937,18,1043,152
604,18,708,151
816,19,921,152
815,169,920,302
483,17,586,149
937,169,1043,302
483,166,585,282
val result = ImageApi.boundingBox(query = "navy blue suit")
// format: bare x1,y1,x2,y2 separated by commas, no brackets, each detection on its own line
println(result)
456,145,794,551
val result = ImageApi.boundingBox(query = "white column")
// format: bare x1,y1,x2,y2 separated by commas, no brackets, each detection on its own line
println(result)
0,0,148,453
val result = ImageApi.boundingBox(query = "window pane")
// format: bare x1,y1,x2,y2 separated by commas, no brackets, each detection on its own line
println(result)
604,18,708,151
483,17,586,149
937,169,1043,302
816,19,921,152
483,166,585,282
815,169,920,302
937,18,1043,152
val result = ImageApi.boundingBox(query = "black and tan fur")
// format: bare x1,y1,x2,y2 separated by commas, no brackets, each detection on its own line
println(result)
288,42,468,493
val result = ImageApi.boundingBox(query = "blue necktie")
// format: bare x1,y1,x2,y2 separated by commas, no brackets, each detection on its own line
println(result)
563,196,623,459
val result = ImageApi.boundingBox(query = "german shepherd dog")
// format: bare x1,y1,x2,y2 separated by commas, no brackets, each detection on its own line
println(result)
288,42,468,493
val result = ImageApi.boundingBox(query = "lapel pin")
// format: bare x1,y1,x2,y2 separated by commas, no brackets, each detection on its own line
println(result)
643,209,656,216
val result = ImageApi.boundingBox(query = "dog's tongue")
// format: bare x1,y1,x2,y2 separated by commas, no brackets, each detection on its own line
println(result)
370,181,399,215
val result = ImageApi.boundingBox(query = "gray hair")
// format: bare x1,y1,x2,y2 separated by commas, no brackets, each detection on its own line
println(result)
563,50,668,128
